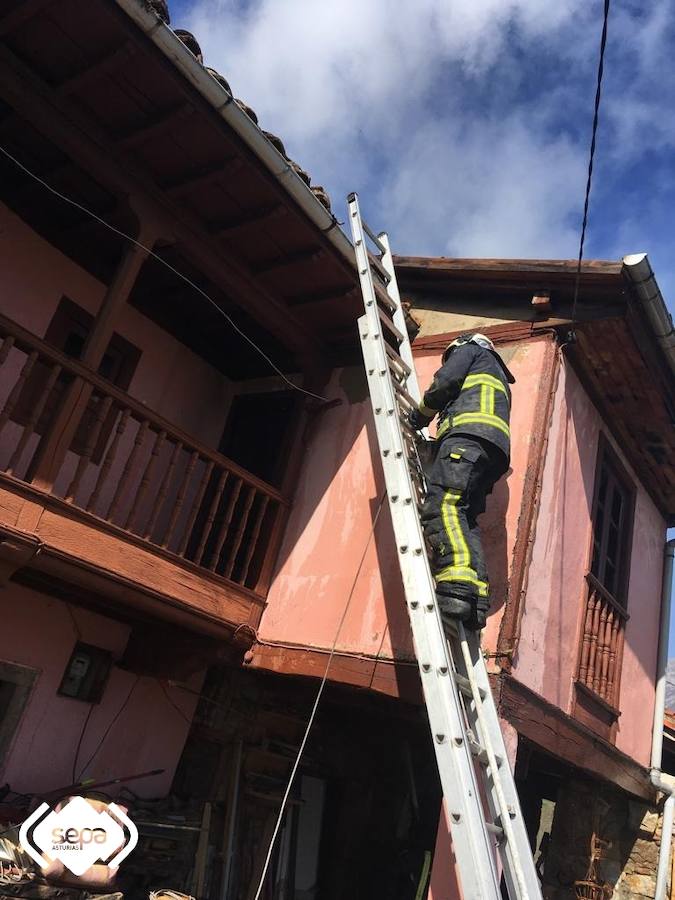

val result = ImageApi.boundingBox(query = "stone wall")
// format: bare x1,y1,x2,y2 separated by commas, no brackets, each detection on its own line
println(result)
539,776,670,900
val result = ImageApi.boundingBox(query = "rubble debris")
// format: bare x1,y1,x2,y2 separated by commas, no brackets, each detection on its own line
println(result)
173,30,202,63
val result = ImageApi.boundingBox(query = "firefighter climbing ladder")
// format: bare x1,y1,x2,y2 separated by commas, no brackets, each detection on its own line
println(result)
347,192,542,900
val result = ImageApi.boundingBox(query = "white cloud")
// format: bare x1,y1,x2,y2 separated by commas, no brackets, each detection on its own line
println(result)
181,0,673,271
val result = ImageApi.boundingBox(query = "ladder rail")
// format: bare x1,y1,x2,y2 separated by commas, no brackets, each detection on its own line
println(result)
347,191,543,900
349,193,503,899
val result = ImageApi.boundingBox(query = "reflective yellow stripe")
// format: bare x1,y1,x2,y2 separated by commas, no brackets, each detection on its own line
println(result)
418,400,436,417
480,384,490,414
462,373,507,394
440,490,470,568
435,565,489,597
437,418,450,438
452,412,510,437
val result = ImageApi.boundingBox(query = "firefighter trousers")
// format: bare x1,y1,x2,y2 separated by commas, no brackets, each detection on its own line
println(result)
420,436,498,604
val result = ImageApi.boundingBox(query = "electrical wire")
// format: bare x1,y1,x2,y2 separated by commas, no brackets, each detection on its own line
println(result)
251,492,387,900
71,702,96,784
76,676,141,781
0,142,330,404
569,0,611,333
157,679,193,725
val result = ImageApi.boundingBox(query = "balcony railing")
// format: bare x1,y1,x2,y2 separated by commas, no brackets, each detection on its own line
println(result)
0,314,286,596
576,573,628,710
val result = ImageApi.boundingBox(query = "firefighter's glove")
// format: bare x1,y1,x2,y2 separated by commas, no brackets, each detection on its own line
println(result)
408,407,432,431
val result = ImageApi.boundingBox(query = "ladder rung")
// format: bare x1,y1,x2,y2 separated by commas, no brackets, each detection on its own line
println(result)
467,734,503,769
362,220,386,254
384,343,411,377
454,673,486,701
486,822,504,840
368,251,391,285
392,379,417,410
378,307,405,344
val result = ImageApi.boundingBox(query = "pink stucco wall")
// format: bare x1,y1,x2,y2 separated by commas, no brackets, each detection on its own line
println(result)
0,583,201,797
515,358,664,766
0,202,232,448
261,338,552,663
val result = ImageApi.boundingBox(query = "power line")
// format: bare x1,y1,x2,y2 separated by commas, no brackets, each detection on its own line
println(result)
570,0,612,334
0,142,329,403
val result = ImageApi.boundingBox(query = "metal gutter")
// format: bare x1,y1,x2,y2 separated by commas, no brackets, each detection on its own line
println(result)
623,253,675,379
113,0,357,273
651,539,675,900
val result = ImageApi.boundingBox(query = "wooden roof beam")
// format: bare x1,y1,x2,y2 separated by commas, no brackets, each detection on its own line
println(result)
253,247,325,275
56,42,137,96
0,43,324,364
115,104,194,150
209,204,287,236
0,0,56,37
160,158,244,196
286,285,358,307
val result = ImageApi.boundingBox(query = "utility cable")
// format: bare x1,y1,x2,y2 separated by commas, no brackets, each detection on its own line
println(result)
0,142,329,403
75,676,141,781
569,0,611,335
251,492,387,900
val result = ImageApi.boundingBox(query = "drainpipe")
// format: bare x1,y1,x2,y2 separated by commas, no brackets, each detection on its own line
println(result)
651,539,675,900
113,0,357,273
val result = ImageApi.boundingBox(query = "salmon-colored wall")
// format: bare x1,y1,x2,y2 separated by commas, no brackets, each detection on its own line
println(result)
515,358,664,766
261,338,552,663
0,583,201,797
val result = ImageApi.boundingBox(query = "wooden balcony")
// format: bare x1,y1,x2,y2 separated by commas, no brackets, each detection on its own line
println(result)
573,573,628,740
0,314,287,635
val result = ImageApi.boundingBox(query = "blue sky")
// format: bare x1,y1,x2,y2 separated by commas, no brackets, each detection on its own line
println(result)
170,0,675,648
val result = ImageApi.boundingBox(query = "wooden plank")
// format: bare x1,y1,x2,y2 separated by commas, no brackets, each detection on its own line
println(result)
498,674,654,801
245,643,422,704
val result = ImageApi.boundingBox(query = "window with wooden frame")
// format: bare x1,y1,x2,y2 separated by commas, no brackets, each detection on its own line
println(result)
574,436,635,739
12,297,141,465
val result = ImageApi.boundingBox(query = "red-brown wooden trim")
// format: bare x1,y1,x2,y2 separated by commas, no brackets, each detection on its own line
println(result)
245,642,422,704
497,674,653,801
413,321,563,352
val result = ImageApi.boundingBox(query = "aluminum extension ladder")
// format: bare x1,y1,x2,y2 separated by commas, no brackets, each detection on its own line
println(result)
347,192,542,900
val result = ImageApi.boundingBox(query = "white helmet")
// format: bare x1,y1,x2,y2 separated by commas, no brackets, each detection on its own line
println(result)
442,332,495,362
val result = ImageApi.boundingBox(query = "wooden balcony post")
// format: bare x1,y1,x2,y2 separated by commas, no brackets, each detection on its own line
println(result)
30,230,156,492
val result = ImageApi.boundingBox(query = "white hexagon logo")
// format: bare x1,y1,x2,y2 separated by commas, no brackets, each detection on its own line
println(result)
19,797,138,876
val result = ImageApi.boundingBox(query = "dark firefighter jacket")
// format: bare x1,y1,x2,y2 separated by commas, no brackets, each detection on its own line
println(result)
417,342,514,466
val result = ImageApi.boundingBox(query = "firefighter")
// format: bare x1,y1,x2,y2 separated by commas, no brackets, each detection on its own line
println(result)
408,333,514,631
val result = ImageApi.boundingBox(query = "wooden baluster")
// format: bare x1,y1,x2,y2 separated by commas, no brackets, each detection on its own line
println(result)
175,460,215,558
162,450,198,549
208,478,243,574
0,335,15,365
144,439,182,540
107,419,149,523
606,615,621,706
598,608,614,700
586,594,601,691
223,486,256,580
7,362,62,476
593,603,608,694
64,393,112,502
238,496,270,586
87,407,129,513
125,429,166,531
191,467,227,565
0,350,38,436
578,592,595,684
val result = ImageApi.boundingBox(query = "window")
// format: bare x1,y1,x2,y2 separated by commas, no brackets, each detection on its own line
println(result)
0,661,38,766
589,439,635,606
13,297,140,464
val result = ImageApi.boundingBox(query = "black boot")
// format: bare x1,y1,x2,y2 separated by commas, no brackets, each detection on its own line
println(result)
437,594,473,633
465,596,490,632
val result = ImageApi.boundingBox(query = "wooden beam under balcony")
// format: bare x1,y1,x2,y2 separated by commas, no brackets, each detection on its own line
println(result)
0,43,323,363
285,285,358,307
